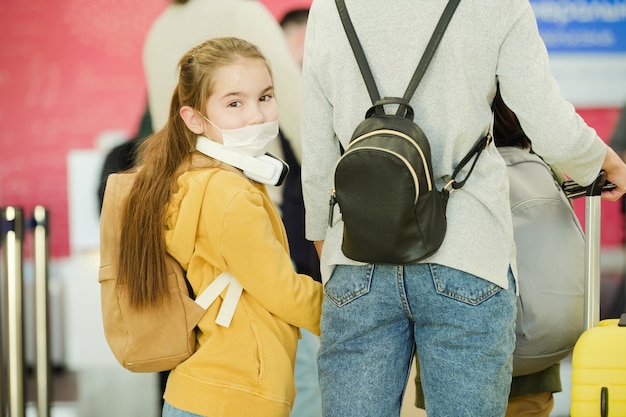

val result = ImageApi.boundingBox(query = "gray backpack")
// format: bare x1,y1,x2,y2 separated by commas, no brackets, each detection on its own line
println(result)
501,146,585,376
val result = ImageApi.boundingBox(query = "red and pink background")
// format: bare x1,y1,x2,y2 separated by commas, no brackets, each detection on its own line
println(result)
0,1,623,260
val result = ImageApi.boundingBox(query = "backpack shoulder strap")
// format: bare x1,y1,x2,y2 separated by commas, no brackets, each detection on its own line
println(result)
335,0,380,103
335,0,461,107
403,0,461,102
444,113,493,192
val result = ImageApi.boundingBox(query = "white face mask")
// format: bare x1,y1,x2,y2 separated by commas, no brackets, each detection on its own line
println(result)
202,115,279,157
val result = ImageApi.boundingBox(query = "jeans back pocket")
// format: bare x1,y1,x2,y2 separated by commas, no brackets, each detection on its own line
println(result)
324,265,374,307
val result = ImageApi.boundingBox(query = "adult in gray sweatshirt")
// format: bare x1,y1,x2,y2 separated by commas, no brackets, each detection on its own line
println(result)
300,1,626,416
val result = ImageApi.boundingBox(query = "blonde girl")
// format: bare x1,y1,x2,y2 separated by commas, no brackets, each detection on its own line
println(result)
115,37,323,417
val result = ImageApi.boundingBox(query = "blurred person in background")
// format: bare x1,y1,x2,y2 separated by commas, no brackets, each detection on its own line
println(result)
97,106,152,209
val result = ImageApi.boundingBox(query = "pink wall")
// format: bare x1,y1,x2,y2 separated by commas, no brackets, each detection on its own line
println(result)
0,2,623,258
573,108,624,247
0,1,167,257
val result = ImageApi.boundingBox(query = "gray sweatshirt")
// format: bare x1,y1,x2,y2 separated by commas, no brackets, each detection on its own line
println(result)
301,0,606,288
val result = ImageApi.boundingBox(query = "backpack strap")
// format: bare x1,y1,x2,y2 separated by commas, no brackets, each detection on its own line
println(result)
335,0,461,114
194,272,243,328
444,114,493,193
402,0,461,105
335,0,380,103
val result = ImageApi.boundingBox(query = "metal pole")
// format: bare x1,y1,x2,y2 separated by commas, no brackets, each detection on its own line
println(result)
584,194,602,330
33,206,51,417
582,172,606,331
3,207,25,417
1,208,8,417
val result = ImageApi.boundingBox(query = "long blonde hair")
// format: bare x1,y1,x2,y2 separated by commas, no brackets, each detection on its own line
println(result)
118,37,271,308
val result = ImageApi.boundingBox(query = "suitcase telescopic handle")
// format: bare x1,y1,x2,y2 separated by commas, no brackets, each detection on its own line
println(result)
586,170,610,197
561,171,615,200
583,172,606,330
561,171,615,330
561,172,611,330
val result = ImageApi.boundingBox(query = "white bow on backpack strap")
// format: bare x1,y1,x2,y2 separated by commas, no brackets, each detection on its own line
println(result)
194,272,243,328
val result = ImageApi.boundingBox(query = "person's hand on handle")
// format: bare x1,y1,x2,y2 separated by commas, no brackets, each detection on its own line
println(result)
601,145,626,201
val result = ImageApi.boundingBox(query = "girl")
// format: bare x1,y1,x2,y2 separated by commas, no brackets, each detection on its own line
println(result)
115,37,323,417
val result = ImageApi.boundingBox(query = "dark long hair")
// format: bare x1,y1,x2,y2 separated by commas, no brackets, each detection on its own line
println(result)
492,88,531,149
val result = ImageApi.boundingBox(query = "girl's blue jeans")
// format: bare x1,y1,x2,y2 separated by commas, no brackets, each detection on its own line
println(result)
318,263,516,417
162,401,202,417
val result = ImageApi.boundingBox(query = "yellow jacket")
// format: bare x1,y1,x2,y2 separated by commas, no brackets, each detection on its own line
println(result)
163,160,323,416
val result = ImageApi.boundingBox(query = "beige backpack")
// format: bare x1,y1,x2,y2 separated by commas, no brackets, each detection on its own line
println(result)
99,172,205,372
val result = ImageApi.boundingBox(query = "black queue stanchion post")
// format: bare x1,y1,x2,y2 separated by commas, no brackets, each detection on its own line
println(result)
1,206,51,417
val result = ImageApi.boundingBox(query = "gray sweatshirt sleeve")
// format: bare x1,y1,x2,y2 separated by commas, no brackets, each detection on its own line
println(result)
495,5,605,186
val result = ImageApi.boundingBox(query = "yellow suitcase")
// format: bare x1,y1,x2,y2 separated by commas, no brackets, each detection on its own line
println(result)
571,315,626,416
567,173,626,417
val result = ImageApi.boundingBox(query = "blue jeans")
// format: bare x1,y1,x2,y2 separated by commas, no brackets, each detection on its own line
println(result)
162,401,203,417
318,263,516,417
292,329,323,417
